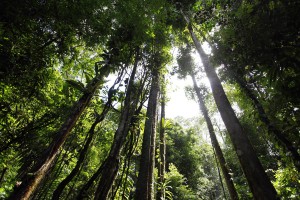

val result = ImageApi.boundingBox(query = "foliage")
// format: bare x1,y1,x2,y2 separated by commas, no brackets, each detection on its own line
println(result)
165,163,197,200
273,165,300,199
210,0,300,150
165,119,224,199
0,0,299,199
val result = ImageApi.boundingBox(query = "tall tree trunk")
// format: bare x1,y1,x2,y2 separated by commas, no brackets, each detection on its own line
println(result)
201,29,300,172
228,67,300,171
148,114,156,200
157,75,166,200
191,73,239,200
52,73,123,199
7,65,111,200
52,90,114,200
185,20,279,199
77,68,147,200
213,148,228,200
76,160,106,200
135,69,160,200
94,50,141,200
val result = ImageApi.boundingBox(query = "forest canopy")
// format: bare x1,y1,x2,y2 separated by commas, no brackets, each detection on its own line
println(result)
0,0,299,199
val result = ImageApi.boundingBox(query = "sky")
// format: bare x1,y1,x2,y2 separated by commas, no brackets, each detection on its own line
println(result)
105,43,212,119
165,43,211,119
165,75,200,119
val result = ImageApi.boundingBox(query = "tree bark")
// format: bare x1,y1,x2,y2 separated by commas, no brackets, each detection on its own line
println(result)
199,20,300,171
0,167,7,188
52,92,114,200
228,68,300,171
191,73,239,200
213,148,228,200
76,160,106,200
135,69,160,200
93,50,141,200
186,20,279,199
157,75,166,200
7,65,110,200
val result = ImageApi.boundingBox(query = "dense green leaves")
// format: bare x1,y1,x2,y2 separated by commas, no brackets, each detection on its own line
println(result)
165,119,224,199
0,0,299,199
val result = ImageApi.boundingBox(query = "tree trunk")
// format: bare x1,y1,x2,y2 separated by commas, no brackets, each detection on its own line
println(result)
7,65,110,200
228,68,300,171
0,167,7,188
52,100,111,200
76,160,106,200
186,21,279,199
52,74,122,200
200,22,300,171
157,75,166,200
191,73,239,200
213,148,228,200
94,51,141,200
134,69,160,200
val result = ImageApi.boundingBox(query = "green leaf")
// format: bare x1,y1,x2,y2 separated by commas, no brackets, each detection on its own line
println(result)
66,80,86,92
84,72,92,84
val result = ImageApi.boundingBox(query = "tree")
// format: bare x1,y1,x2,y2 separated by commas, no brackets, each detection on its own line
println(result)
182,14,278,199
157,75,166,200
176,47,238,200
135,10,172,198
165,118,224,199
93,49,142,200
51,72,123,200
208,0,300,171
7,63,111,200
135,68,160,200
225,66,300,172
165,163,197,200
1,0,299,199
